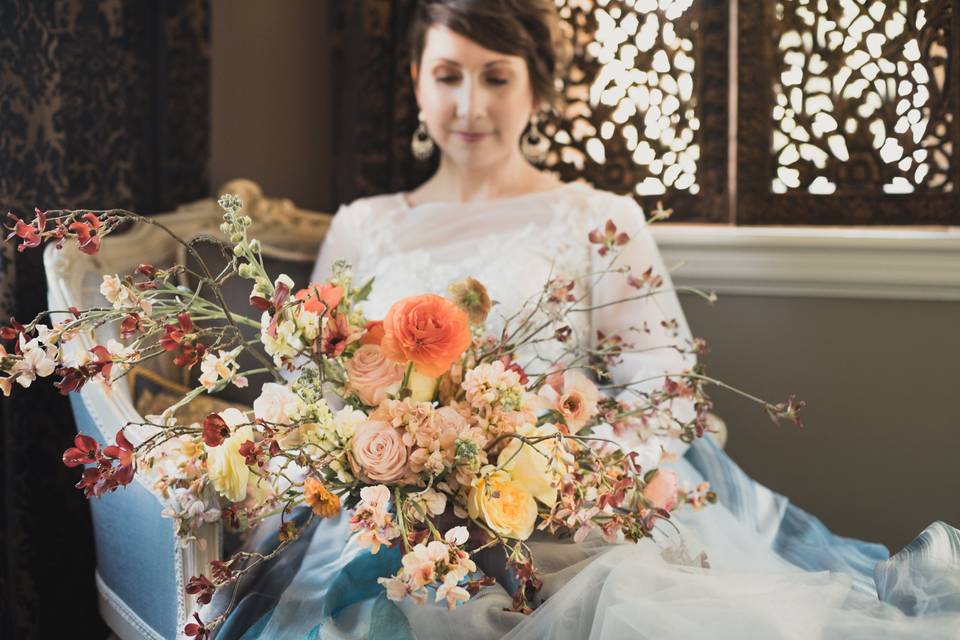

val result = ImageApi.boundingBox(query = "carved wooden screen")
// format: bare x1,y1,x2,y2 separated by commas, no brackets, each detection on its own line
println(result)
547,0,730,222
548,0,959,224
737,0,960,224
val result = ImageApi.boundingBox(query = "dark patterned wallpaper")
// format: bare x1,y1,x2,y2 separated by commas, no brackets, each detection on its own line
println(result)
0,1,209,637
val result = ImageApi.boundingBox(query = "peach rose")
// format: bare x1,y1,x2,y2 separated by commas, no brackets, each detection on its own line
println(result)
381,294,471,377
295,282,344,315
345,344,404,406
643,468,678,511
351,420,409,484
557,371,600,432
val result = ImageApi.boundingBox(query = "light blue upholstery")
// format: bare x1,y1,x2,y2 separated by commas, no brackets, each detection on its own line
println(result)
70,393,178,640
44,186,333,639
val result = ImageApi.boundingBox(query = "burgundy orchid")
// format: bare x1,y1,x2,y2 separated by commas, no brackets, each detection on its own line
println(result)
67,213,103,255
186,575,216,605
66,430,136,498
498,355,529,385
160,312,194,351
588,219,630,256
202,413,231,447
238,439,261,466
120,313,143,338
184,613,209,639
0,317,25,341
62,433,100,467
263,279,292,338
6,209,44,251
160,312,205,369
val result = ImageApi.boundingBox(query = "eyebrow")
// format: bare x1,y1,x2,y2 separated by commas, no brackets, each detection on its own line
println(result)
432,57,513,68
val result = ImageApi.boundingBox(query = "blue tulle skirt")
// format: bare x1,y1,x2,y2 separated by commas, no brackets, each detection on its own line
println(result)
210,438,960,640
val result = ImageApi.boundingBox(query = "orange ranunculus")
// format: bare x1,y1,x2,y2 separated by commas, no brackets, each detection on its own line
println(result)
295,283,344,316
380,294,471,377
362,320,386,346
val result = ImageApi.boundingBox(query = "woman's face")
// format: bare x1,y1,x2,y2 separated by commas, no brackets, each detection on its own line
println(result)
413,26,537,170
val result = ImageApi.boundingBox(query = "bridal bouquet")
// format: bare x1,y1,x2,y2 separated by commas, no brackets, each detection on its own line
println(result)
2,195,803,637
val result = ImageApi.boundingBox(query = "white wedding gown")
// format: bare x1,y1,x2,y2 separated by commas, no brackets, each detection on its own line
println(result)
214,182,960,640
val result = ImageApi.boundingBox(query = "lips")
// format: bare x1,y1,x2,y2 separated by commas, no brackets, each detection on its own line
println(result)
455,132,489,143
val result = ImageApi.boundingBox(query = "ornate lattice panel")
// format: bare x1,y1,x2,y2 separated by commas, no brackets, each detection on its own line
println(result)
547,0,729,222
739,0,960,224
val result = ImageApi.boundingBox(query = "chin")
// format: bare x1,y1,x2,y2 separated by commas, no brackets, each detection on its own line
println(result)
444,146,512,172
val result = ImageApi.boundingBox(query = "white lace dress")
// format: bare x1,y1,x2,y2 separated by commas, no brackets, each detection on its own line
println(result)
311,182,697,461
216,183,960,640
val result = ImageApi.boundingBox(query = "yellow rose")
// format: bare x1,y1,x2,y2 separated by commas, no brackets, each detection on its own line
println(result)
206,424,253,502
468,469,538,540
497,423,559,507
407,366,438,403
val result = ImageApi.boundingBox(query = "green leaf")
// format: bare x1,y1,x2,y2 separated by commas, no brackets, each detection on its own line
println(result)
353,276,375,303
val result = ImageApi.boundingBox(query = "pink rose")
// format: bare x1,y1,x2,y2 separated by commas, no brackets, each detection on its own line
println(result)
351,420,409,484
643,468,679,511
345,344,404,406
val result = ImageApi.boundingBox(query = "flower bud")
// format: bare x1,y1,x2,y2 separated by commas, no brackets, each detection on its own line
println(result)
248,239,261,253
233,243,245,256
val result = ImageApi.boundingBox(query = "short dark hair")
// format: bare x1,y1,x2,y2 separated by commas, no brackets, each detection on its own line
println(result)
409,0,565,110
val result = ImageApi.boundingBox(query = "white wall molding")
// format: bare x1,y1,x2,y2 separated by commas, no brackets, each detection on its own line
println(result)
651,224,960,301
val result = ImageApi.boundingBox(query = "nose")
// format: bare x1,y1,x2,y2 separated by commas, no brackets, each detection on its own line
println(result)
455,77,487,121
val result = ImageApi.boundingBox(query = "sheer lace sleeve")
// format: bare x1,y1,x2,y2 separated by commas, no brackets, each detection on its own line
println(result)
588,193,698,460
309,201,363,283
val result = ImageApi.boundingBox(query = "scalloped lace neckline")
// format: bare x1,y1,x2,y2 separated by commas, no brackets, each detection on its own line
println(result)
397,181,587,211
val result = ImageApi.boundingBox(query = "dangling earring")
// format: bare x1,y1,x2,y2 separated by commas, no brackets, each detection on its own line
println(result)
521,111,550,165
411,111,435,160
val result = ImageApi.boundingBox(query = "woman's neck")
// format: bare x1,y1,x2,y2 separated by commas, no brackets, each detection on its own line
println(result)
407,153,562,205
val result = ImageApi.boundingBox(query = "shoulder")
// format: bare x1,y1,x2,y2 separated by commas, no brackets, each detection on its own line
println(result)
329,192,407,233
561,182,646,226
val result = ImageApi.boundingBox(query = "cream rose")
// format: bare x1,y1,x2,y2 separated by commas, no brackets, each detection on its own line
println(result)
351,420,409,484
254,383,308,451
345,344,404,406
467,469,538,540
497,423,559,507
406,367,438,403
206,411,254,502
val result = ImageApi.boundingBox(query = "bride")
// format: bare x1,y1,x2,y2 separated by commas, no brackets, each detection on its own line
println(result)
213,2,960,638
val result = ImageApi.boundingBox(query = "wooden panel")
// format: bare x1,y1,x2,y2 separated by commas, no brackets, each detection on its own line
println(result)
737,0,960,225
548,0,730,222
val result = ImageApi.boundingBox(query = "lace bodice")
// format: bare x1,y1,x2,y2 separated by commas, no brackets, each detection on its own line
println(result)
310,182,697,457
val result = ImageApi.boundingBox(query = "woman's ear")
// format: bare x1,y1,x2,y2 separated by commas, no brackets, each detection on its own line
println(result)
410,61,420,102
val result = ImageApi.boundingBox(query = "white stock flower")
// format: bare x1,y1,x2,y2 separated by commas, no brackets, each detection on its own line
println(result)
444,525,469,546
591,423,664,472
12,336,57,387
260,312,303,365
253,382,306,425
199,349,246,391
275,274,294,291
297,309,320,341
99,275,137,308
333,405,366,442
